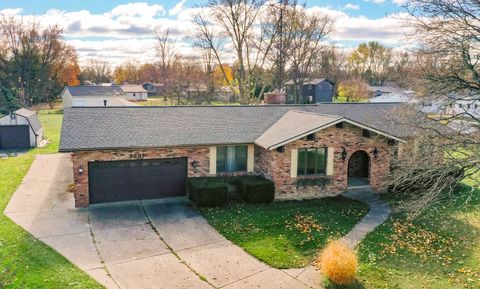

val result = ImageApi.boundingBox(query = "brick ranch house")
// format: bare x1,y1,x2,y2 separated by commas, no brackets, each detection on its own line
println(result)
59,104,416,207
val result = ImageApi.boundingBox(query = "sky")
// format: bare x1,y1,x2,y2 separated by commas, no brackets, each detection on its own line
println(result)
0,0,411,66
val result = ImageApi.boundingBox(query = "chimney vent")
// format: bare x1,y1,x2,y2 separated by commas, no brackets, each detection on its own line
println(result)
103,100,107,107
9,111,16,120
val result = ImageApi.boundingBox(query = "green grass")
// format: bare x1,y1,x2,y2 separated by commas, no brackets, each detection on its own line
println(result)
0,109,103,289
200,197,369,268
356,185,480,289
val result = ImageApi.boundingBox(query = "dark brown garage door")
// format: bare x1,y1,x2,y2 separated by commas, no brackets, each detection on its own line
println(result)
0,125,30,149
88,158,187,204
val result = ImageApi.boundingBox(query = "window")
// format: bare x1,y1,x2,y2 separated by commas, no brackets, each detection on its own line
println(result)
276,146,285,153
335,122,344,129
363,129,371,138
297,148,327,176
306,133,316,141
216,145,247,172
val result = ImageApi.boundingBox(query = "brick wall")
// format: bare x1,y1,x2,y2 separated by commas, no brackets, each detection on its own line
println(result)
255,123,393,200
72,147,210,207
72,123,395,207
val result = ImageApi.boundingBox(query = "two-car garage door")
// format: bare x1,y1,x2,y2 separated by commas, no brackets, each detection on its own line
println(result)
88,158,187,204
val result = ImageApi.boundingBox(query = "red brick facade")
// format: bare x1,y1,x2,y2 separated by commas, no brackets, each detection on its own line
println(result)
255,123,392,200
71,123,395,207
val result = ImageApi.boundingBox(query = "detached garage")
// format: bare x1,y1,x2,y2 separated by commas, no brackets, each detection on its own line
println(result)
0,109,43,149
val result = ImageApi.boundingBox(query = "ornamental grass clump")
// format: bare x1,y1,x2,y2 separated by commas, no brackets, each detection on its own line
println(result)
317,239,358,286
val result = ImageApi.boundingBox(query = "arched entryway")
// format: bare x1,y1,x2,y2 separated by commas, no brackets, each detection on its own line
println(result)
348,150,370,187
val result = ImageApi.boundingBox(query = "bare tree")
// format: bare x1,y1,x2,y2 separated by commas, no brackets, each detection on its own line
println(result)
156,28,178,97
79,59,112,84
282,7,333,102
387,0,480,217
195,0,271,103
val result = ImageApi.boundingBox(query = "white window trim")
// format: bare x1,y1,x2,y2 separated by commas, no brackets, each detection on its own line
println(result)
326,147,334,176
209,146,216,175
247,144,254,173
290,149,298,178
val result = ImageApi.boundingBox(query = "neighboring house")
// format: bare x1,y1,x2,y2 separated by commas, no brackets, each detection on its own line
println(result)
61,86,137,107
120,85,148,101
60,103,422,207
0,108,43,149
367,85,414,103
444,95,480,117
142,82,164,96
285,78,335,104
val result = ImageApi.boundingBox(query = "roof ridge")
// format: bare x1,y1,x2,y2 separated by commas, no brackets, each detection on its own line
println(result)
67,103,402,109
288,109,340,118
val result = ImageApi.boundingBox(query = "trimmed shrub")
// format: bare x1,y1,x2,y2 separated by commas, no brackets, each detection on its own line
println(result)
188,177,229,207
317,240,358,286
236,176,275,204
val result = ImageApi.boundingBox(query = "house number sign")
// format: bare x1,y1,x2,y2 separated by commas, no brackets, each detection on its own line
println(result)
129,153,145,159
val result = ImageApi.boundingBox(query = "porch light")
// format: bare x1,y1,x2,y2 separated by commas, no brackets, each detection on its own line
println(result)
373,147,379,158
341,148,347,161
190,160,200,168
78,165,84,175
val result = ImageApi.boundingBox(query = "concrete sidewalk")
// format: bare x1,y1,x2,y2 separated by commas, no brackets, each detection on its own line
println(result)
4,154,323,289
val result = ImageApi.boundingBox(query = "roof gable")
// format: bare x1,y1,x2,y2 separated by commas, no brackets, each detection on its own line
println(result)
254,110,405,150
255,111,341,149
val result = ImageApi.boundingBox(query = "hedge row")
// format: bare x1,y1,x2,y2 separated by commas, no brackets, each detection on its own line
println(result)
188,175,275,207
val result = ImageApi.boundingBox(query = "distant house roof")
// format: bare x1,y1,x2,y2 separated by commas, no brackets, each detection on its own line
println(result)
73,98,139,107
285,78,334,85
0,108,42,134
66,86,124,97
60,103,420,152
142,82,163,87
120,85,148,93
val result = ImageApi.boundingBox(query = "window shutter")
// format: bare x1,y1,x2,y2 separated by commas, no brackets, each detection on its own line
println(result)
326,147,334,176
247,144,254,172
209,146,216,175
290,149,298,178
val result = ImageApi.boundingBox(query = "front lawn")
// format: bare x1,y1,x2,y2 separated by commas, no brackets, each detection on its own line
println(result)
0,109,102,288
200,197,369,268
357,185,480,289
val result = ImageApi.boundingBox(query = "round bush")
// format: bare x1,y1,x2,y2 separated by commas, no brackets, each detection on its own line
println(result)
317,240,358,286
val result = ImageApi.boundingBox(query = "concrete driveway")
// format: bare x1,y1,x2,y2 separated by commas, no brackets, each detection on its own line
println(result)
4,154,322,289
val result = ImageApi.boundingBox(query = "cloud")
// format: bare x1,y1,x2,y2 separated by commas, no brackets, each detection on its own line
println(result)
110,2,165,18
0,2,410,66
344,3,360,10
364,0,386,4
0,8,22,16
169,0,187,16
392,0,408,6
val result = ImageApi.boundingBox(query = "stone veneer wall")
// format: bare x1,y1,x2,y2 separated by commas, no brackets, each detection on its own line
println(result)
72,147,210,207
255,123,393,200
